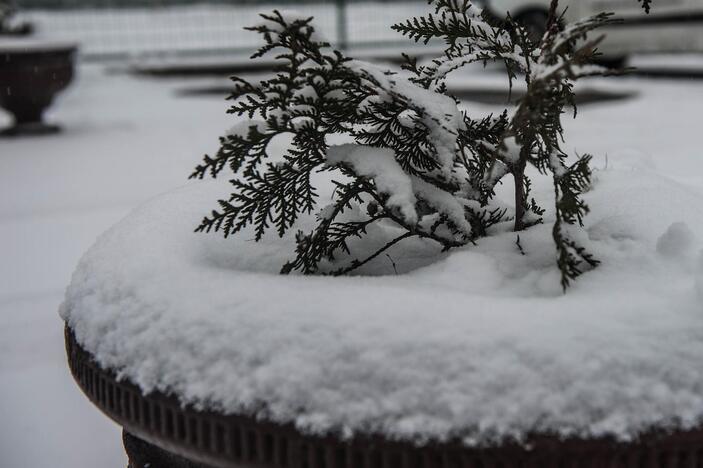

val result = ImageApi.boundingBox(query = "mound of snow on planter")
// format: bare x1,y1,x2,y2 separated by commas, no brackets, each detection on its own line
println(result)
61,165,703,446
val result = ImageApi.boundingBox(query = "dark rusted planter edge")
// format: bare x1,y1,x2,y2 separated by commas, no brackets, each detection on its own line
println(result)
65,325,703,468
0,43,77,56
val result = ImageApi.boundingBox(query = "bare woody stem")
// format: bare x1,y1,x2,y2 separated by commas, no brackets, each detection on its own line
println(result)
513,162,527,231
511,0,561,232
331,232,414,275
546,0,561,33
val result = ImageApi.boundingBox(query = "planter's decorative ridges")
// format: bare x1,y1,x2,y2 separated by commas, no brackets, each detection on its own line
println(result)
123,430,215,468
66,326,703,468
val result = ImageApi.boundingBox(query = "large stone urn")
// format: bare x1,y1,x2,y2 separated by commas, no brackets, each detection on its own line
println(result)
0,40,76,136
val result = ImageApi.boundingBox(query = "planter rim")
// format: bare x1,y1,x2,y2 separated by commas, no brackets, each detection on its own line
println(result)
0,38,77,53
65,324,703,468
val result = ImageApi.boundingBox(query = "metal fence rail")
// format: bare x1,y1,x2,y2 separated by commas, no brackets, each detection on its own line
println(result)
12,0,430,61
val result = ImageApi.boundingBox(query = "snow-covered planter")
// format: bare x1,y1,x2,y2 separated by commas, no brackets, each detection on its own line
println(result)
63,1,703,466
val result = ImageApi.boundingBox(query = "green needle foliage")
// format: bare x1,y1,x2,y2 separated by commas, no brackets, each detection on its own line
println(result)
192,0,651,290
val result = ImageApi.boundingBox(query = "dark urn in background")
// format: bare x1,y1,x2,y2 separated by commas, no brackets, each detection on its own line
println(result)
0,0,34,36
0,42,77,136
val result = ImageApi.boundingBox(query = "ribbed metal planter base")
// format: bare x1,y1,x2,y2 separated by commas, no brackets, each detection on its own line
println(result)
66,326,703,468
123,430,215,468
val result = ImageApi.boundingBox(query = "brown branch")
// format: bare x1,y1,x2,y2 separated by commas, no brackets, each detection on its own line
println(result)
359,181,468,249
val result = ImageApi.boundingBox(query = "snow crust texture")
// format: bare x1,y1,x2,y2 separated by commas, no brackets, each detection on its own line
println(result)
61,165,703,447
656,222,697,259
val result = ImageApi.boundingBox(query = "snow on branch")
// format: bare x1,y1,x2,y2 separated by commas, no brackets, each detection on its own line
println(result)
327,145,418,225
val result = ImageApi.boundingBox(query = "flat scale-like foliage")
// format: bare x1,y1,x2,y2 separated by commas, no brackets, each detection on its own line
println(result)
192,1,651,290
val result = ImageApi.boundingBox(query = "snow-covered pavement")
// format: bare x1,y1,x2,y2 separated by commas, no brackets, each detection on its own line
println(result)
0,65,229,468
1,60,702,467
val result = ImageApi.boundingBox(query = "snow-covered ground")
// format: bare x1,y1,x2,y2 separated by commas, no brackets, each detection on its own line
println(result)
0,66,230,468
2,57,703,466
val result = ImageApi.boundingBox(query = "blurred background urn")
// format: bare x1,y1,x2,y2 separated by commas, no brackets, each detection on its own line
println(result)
0,40,76,136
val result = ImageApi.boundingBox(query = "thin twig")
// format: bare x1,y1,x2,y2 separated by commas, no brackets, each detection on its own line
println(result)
516,235,526,255
385,254,399,274
331,232,414,276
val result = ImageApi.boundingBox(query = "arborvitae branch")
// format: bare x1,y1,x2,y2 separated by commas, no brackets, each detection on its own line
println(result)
193,0,651,287
638,0,652,13
281,181,373,274
190,123,271,179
